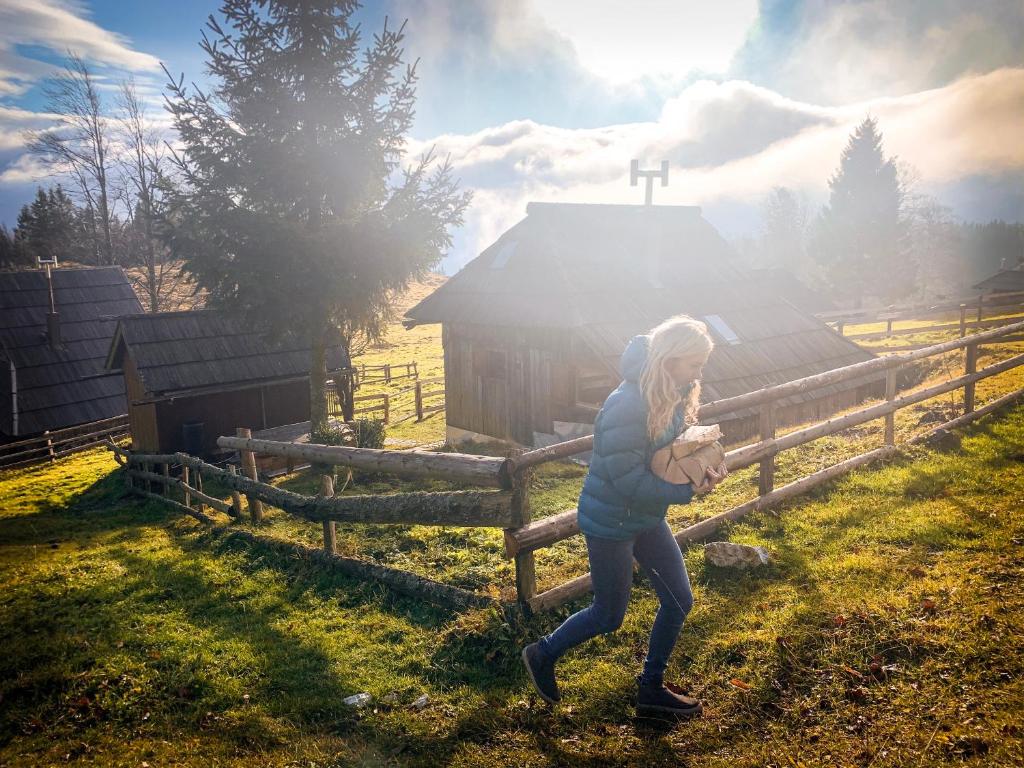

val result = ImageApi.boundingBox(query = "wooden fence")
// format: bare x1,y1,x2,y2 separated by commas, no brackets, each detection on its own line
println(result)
112,319,1024,615
356,361,418,385
109,432,514,610
821,290,1024,337
1,415,129,471
327,375,446,425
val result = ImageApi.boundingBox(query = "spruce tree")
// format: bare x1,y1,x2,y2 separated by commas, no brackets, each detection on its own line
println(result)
814,117,906,304
0,224,20,268
163,0,469,431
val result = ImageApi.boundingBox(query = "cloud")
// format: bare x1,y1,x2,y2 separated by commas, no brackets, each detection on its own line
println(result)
410,68,1024,270
0,106,59,152
731,0,1024,104
381,0,691,135
0,0,161,96
530,0,758,82
0,152,50,185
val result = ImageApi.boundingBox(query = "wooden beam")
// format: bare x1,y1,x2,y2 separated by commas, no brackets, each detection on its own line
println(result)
216,435,511,488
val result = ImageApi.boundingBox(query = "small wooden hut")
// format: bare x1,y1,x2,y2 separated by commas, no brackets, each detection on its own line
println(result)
105,311,349,456
1,266,142,440
405,202,881,447
972,266,1024,295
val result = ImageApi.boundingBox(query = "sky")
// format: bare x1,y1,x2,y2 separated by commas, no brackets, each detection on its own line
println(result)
1,0,1022,272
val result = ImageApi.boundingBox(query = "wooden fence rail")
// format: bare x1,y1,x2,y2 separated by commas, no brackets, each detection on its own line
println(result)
818,289,1024,329
1,415,130,470
111,318,1024,615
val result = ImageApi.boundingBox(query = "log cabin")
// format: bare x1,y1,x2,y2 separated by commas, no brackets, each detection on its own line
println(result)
104,311,349,456
405,202,882,448
1,266,142,441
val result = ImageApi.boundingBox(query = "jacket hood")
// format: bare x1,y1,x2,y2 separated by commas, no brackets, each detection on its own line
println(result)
619,334,650,383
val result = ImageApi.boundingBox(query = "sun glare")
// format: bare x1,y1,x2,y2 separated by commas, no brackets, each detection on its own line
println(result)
531,0,759,82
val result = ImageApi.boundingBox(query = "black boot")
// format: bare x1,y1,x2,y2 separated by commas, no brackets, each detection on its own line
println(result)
521,642,561,704
635,674,702,717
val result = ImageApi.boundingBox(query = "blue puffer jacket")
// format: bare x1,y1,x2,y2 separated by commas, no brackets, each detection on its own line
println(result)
577,334,695,540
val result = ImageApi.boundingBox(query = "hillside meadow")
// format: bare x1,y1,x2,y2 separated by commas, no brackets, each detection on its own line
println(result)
2,297,1024,766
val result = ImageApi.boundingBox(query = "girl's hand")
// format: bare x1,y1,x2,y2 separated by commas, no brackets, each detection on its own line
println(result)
693,463,728,495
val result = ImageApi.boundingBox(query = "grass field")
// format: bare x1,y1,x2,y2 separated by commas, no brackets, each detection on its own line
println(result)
3,298,1024,766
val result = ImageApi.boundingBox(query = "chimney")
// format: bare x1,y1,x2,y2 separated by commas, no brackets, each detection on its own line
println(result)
47,310,62,350
40,257,62,351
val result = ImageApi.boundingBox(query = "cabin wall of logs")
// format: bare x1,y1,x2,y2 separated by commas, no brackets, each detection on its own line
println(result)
111,319,1024,615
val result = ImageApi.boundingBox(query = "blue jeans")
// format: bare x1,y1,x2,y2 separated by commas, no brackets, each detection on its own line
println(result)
537,518,694,685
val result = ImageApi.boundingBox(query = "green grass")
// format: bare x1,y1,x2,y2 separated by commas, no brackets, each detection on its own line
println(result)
3,404,1024,766
4,300,1024,766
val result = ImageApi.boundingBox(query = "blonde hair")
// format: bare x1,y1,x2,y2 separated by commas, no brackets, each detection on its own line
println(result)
638,314,714,441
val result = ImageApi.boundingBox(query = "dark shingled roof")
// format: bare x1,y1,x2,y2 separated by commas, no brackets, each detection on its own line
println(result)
0,266,143,437
972,268,1024,294
106,310,349,398
406,202,876,410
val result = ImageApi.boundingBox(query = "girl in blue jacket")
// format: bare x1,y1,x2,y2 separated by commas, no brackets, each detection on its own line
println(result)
522,315,727,716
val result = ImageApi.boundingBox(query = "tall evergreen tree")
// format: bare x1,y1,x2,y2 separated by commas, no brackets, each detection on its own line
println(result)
163,0,469,431
14,186,84,265
814,117,906,304
0,224,21,268
758,187,809,274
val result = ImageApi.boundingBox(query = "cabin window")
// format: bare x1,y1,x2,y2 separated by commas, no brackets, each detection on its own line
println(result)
490,240,516,270
702,314,741,345
474,348,507,379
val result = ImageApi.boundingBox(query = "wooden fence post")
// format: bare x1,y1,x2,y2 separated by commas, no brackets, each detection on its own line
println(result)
383,394,390,424
412,361,418,380
511,467,537,612
194,466,206,515
758,403,776,496
965,343,978,414
320,473,337,555
228,465,243,517
45,431,54,463
884,368,897,445
181,465,191,508
161,463,170,497
237,427,264,523
384,363,391,383
415,380,423,421
960,304,967,337
886,318,894,337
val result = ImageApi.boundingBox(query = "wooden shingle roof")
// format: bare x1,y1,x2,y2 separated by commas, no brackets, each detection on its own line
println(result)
972,268,1024,294
0,266,143,436
106,310,349,398
406,202,876,408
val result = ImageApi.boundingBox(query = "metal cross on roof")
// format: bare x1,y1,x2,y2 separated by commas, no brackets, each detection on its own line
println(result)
630,159,669,205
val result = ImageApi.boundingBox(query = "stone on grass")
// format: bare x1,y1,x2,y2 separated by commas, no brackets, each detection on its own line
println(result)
704,541,770,569
342,692,373,708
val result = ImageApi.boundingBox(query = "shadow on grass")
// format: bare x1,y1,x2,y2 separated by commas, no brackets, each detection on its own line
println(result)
0,471,167,546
